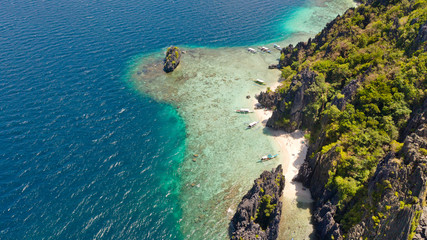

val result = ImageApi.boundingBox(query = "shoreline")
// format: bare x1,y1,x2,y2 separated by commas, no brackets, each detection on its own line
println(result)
132,0,358,237
251,84,315,238
252,84,313,203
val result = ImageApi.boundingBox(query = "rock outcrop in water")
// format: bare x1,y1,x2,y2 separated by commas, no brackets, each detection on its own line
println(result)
230,165,285,240
163,46,181,73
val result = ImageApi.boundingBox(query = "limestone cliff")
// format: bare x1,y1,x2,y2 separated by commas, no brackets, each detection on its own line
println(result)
230,165,285,240
259,0,427,238
344,99,427,239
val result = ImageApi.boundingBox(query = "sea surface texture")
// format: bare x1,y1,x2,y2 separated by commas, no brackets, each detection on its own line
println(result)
0,0,354,239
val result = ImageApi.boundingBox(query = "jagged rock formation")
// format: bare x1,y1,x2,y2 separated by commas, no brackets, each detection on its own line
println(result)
295,87,427,240
266,68,322,132
345,98,427,239
259,0,427,238
415,207,427,239
279,39,313,68
255,91,278,110
417,21,427,51
230,165,285,240
409,20,427,53
294,81,427,240
163,46,181,73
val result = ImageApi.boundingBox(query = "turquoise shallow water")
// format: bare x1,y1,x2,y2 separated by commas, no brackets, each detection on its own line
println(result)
0,0,354,239
133,48,286,239
132,0,355,238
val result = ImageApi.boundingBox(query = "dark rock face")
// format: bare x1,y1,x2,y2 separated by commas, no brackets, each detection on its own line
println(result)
163,46,182,73
230,165,285,240
346,131,427,239
295,143,344,239
401,99,427,139
417,20,427,52
268,64,279,69
297,97,427,240
295,75,365,188
330,77,363,111
255,91,278,110
261,0,427,238
313,202,342,240
409,20,427,53
418,21,427,47
266,68,319,132
278,36,315,68
414,207,427,239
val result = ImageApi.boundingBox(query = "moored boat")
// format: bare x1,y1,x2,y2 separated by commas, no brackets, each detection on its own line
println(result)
254,79,265,85
259,46,271,53
247,48,257,53
261,154,278,161
235,108,253,113
273,44,282,50
247,121,258,129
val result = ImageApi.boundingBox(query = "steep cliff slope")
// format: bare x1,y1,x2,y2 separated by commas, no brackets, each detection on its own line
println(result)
230,165,286,240
260,0,427,238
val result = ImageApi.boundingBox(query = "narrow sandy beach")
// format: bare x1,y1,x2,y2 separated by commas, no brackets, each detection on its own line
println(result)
252,83,315,238
252,87,313,203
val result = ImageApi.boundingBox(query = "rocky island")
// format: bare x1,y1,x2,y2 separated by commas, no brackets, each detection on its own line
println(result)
255,0,427,238
230,165,285,240
163,46,182,73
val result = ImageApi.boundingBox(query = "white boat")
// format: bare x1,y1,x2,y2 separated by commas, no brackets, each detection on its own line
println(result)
261,46,271,53
261,154,278,161
254,79,265,85
247,48,257,53
235,108,253,113
257,46,271,53
274,44,282,50
247,121,258,129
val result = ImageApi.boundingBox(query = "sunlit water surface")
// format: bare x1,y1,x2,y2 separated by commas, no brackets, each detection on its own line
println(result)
1,0,355,239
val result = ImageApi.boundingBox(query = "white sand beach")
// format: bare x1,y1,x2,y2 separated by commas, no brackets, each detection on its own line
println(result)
253,95,313,203
253,89,315,239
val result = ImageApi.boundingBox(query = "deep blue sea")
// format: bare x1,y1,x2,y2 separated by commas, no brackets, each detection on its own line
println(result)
0,0,305,238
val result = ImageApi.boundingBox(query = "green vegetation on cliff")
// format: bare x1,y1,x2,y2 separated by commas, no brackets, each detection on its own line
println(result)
273,0,426,236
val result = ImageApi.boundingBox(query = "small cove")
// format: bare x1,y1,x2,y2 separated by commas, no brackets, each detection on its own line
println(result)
0,0,358,238
131,0,356,238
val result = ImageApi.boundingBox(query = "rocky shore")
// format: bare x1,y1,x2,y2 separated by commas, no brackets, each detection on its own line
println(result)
255,0,427,238
230,165,286,240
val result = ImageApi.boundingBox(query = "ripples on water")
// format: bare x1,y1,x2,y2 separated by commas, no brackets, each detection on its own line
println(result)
0,0,309,238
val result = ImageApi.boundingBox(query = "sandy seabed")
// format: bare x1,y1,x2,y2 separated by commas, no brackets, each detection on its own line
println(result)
132,0,357,237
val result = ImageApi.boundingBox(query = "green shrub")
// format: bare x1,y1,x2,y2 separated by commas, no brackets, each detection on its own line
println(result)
254,195,277,230
390,140,404,153
281,66,295,79
334,176,361,201
372,215,380,226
